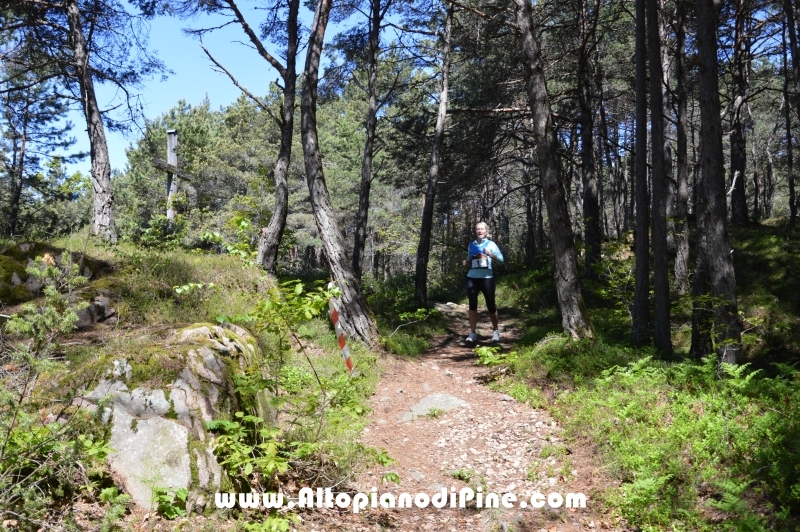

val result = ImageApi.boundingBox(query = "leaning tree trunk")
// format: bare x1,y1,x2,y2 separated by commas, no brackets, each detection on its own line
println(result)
256,0,299,273
514,0,594,339
647,0,672,353
353,0,383,280
300,0,379,347
674,0,691,295
632,0,650,345
65,0,116,243
694,0,741,363
414,5,452,306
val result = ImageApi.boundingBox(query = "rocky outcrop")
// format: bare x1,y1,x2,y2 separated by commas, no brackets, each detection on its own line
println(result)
76,323,260,511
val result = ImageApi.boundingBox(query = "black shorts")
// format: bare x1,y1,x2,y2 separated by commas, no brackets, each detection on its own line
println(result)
466,276,497,313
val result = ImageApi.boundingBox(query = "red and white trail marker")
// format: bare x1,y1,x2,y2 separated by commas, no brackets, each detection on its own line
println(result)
327,282,353,375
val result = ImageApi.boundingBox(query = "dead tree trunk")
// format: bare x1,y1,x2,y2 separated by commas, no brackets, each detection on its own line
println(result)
65,0,116,243
301,0,379,347
414,5,453,306
514,0,594,339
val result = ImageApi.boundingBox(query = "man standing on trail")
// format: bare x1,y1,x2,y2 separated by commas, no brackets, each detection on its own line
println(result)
462,221,504,344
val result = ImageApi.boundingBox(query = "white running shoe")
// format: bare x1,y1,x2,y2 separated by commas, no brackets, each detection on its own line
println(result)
465,331,478,344
491,330,500,342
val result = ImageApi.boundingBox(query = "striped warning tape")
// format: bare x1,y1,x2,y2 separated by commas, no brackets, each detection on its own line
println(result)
327,281,354,375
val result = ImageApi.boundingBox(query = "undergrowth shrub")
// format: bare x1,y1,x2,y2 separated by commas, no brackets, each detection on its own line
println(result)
0,256,113,529
207,280,381,529
551,353,800,531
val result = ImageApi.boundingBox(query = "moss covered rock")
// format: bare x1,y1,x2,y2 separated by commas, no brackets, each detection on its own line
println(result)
75,322,261,511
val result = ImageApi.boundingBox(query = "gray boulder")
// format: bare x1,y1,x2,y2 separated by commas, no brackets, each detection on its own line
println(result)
77,323,260,510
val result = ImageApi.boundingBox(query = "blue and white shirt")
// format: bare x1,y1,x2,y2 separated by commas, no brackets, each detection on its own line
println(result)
467,239,504,278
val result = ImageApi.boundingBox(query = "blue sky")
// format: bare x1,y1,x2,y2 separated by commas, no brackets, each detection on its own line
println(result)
65,6,299,176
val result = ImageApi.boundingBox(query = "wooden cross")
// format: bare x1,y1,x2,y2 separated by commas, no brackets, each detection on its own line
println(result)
151,129,192,220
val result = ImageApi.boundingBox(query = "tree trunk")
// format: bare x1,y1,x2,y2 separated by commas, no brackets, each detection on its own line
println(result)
514,0,594,339
752,142,759,222
729,0,749,225
65,0,116,243
632,0,650,345
647,0,671,353
578,0,600,279
525,176,536,268
256,0,299,273
674,0,691,295
784,19,798,226
694,0,742,363
300,0,379,347
414,5,452,306
7,98,28,237
352,0,383,279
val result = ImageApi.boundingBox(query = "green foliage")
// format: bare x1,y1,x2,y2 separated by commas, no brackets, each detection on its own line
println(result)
98,487,130,532
151,486,188,519
5,255,88,358
0,254,111,527
239,513,297,532
452,468,473,482
134,213,188,250
206,413,289,487
105,246,266,326
547,353,800,530
474,346,518,367
381,471,400,485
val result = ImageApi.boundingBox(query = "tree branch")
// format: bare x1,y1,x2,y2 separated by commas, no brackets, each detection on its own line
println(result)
201,43,282,128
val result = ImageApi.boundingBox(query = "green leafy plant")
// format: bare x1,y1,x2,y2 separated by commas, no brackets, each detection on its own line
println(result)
452,468,473,482
206,412,288,490
427,407,445,418
0,255,99,523
99,487,131,532
151,486,188,519
474,346,517,367
380,472,400,485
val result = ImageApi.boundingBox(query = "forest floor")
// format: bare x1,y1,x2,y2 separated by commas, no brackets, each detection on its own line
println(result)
297,303,626,532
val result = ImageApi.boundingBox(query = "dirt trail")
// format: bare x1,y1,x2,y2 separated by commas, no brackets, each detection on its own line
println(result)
301,303,622,532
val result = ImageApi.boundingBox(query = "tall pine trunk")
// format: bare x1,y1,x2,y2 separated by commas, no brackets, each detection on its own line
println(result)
414,5,452,306
578,0,600,278
694,0,741,363
353,0,383,279
301,0,379,347
65,0,116,243
256,0,299,273
647,0,672,353
633,0,650,345
514,0,594,339
674,0,691,295
783,17,798,226
6,95,28,237
729,0,750,225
